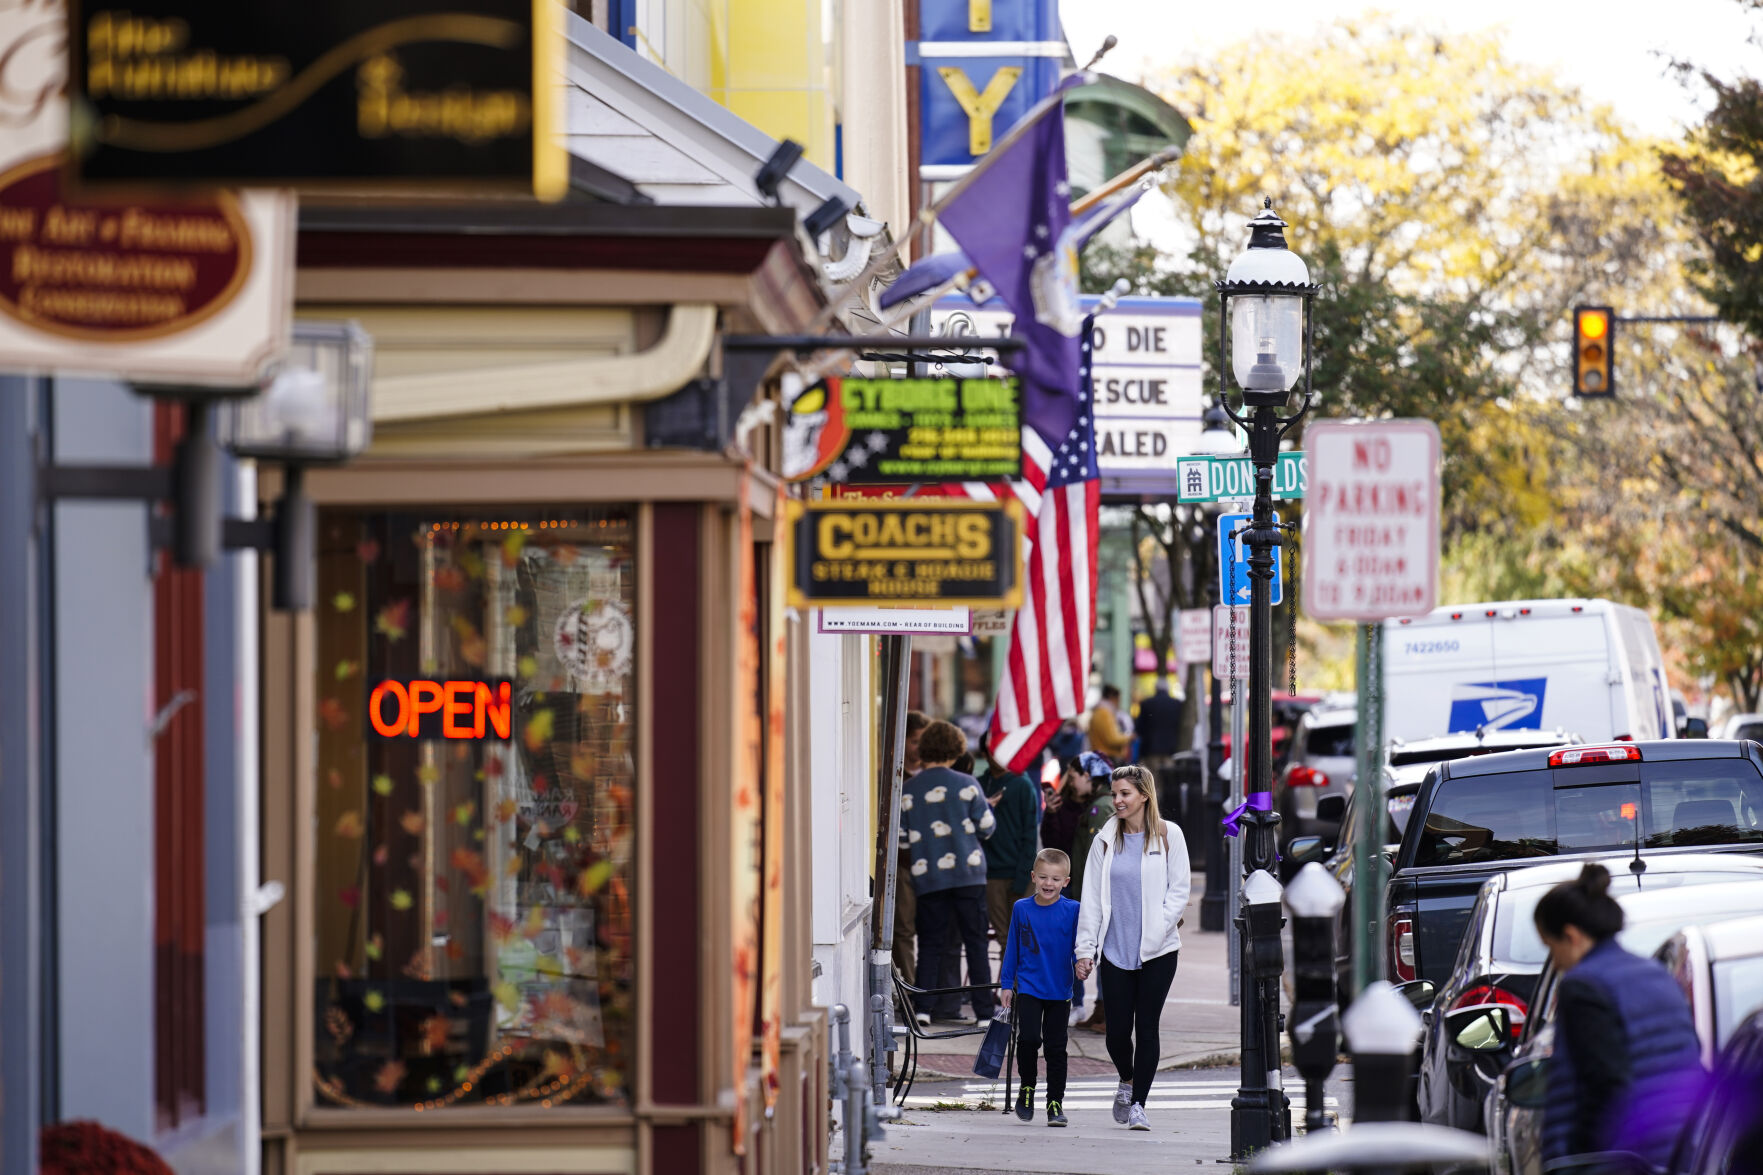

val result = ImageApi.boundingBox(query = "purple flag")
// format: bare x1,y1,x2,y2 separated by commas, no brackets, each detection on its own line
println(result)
937,99,1083,444
877,249,970,310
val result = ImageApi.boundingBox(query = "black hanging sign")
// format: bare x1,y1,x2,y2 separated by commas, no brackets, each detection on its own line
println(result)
783,498,1025,609
66,0,565,198
782,376,1023,484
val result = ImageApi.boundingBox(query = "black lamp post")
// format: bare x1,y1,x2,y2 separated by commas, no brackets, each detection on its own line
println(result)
1196,400,1238,933
1216,198,1319,1158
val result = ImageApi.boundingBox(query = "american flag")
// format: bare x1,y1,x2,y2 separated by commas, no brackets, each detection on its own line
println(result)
981,325,1100,771
929,85,1101,773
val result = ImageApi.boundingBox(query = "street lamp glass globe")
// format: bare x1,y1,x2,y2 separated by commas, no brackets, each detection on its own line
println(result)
1230,292,1304,393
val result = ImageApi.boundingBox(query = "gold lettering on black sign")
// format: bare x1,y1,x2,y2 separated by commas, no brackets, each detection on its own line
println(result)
784,499,1023,610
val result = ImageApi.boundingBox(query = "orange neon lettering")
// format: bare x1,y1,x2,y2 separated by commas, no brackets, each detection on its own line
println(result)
369,681,409,737
442,680,475,739
407,680,445,737
480,681,512,739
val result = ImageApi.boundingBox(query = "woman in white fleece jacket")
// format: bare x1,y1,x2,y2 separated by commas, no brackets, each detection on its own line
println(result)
1074,764,1191,1131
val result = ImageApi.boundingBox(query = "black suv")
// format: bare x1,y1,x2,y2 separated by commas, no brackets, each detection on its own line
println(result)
1383,739,1763,989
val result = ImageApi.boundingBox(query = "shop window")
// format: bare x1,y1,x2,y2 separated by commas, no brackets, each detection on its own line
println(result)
311,508,635,1111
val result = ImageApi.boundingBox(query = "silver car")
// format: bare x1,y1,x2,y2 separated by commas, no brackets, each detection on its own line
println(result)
1275,705,1356,866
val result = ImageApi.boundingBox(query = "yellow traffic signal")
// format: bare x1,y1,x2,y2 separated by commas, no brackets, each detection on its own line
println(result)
1574,306,1614,397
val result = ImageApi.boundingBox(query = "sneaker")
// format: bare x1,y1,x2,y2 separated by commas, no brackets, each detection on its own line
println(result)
914,1012,931,1027
1128,1103,1151,1131
976,1018,992,1029
1047,1100,1068,1127
1112,1082,1132,1124
1015,1085,1035,1122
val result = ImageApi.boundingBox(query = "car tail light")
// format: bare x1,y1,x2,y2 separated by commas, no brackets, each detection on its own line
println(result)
1549,744,1642,767
1449,984,1529,1041
1389,916,1416,982
1289,766,1329,788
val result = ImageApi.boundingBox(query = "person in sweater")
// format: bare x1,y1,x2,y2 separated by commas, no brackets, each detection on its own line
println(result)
1075,765,1191,1131
903,720,997,1022
892,710,930,983
980,755,1040,950
1536,863,1705,1167
1087,685,1132,761
999,848,1081,1127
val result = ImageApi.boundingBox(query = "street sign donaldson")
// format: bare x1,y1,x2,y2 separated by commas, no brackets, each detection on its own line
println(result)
783,498,1025,610
1175,452,1307,504
1303,419,1441,621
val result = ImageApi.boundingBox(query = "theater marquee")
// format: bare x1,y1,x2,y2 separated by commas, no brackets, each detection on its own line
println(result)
783,498,1024,609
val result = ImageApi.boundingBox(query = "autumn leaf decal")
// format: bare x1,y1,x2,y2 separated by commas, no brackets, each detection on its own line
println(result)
375,598,412,642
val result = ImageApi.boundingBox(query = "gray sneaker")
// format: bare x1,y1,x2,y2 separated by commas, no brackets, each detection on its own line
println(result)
1128,1103,1151,1131
1112,1082,1132,1124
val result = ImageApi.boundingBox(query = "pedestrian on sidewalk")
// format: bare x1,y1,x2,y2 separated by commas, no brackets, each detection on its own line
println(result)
904,720,998,1023
1074,764,1191,1132
980,754,1039,949
1052,752,1114,1021
893,711,929,986
1535,863,1705,1168
999,848,1080,1128
1087,685,1132,762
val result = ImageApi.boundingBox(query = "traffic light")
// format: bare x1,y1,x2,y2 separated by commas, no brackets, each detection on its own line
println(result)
1573,306,1614,397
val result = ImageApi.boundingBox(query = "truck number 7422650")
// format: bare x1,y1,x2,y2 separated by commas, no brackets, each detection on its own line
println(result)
1404,640,1460,655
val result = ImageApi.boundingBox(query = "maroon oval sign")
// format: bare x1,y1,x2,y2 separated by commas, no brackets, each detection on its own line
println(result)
0,153,252,342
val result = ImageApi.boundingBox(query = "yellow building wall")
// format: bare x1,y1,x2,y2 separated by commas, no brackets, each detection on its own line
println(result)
718,0,835,171
635,0,837,173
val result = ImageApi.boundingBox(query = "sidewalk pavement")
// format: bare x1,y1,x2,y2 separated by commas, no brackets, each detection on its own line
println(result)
866,1066,1354,1174
908,874,1248,1080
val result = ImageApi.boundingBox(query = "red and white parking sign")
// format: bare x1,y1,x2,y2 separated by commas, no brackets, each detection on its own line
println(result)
1303,420,1440,621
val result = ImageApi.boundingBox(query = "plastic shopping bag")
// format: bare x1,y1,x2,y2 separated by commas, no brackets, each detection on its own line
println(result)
972,1010,1012,1078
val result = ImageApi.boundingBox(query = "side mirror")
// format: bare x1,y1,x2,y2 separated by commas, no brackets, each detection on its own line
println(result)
1393,979,1437,1010
1315,794,1347,825
1446,1005,1512,1052
1503,1056,1548,1109
1682,717,1709,739
1288,836,1328,865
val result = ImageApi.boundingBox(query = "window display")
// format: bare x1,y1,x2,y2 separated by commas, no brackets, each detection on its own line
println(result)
312,509,635,1110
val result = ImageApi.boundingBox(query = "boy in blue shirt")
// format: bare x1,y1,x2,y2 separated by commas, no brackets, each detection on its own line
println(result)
999,848,1080,1126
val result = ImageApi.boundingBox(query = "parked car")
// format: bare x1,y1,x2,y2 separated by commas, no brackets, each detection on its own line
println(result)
1664,1005,1763,1175
1401,853,1763,1135
1714,711,1763,742
1286,776,1421,997
1657,913,1763,1069
1383,598,1674,745
1273,704,1356,868
1483,880,1763,1175
1385,729,1580,789
1384,740,1763,989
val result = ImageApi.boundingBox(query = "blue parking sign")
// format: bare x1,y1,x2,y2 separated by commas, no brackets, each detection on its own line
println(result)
1218,512,1283,606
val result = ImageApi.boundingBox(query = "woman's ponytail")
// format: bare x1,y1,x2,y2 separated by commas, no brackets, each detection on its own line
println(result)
1534,863,1624,943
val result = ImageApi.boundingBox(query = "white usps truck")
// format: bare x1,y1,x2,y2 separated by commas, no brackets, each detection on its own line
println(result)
1381,599,1673,745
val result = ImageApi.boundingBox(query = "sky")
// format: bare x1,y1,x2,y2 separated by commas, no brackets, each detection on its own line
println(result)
1060,0,1762,140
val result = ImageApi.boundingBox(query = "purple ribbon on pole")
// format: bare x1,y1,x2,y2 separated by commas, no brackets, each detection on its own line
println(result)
1221,791,1273,838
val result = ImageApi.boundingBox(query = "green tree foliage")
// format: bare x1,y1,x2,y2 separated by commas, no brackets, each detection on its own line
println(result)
1661,1,1763,336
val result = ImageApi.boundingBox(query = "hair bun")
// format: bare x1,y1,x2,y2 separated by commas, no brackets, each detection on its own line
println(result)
1578,862,1612,899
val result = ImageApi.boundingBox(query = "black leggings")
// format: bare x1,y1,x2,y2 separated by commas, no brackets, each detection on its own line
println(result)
1013,994,1070,1103
1098,952,1179,1105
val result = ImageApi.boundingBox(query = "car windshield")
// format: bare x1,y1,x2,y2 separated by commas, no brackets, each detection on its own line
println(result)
1714,956,1763,1046
1389,792,1417,836
1307,724,1354,758
1733,723,1763,743
1412,759,1763,867
1494,873,1763,967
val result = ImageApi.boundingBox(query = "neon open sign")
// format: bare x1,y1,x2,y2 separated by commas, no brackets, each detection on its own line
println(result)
368,680,513,740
